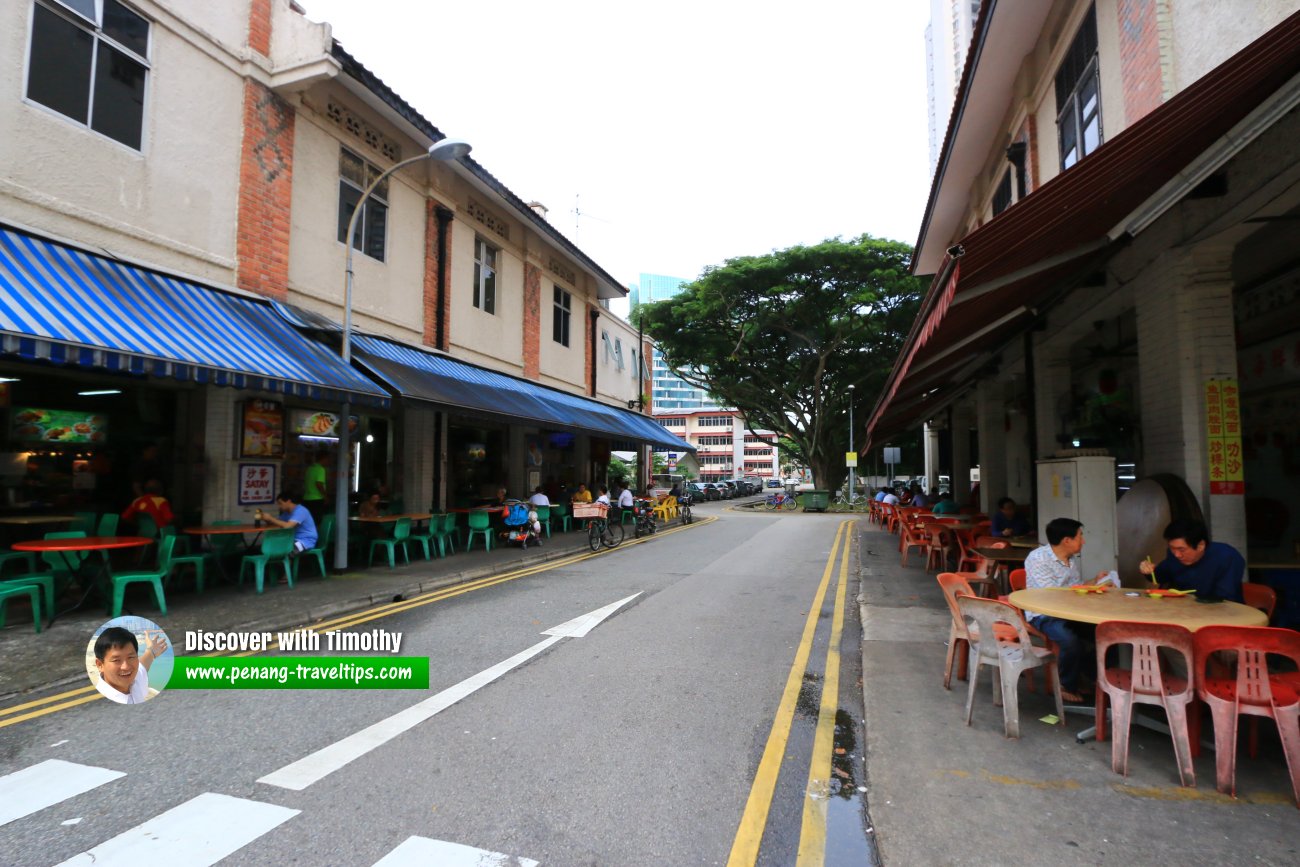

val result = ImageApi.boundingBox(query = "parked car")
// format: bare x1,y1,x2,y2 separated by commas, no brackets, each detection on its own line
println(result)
766,479,783,488
698,483,722,501
684,482,707,501
715,482,734,499
719,481,739,498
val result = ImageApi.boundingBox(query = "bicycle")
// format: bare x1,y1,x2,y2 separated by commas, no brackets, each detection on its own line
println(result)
579,505,624,552
678,495,693,525
765,491,798,511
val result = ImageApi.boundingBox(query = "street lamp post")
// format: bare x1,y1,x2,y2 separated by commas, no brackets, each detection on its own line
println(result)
847,383,856,504
333,138,472,570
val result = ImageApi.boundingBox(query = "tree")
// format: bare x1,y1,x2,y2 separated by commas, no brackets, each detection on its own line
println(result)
637,235,923,492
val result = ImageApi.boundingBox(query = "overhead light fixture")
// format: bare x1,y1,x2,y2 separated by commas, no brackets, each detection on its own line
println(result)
78,389,121,396
0,377,19,383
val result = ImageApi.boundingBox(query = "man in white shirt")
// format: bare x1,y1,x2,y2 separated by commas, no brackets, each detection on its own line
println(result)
617,483,635,523
93,626,167,705
595,485,611,506
527,486,551,507
881,490,900,506
1022,517,1110,703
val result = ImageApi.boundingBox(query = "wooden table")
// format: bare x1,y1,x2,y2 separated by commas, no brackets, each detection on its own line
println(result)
12,536,152,624
975,547,1029,564
1008,535,1039,548
351,513,433,523
1007,587,1268,629
0,514,76,526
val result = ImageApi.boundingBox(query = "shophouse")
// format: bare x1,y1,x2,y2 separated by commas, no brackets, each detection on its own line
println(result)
868,2,1300,578
0,0,685,534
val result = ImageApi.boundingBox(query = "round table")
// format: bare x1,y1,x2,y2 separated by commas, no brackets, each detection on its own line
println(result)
13,536,152,553
975,547,1029,564
0,515,77,526
184,524,265,535
1007,587,1268,629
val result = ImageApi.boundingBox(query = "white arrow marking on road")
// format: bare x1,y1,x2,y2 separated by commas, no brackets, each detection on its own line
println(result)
372,836,539,867
543,592,641,637
258,593,641,791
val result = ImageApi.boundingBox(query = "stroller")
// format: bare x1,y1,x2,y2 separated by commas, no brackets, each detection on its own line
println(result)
502,501,541,548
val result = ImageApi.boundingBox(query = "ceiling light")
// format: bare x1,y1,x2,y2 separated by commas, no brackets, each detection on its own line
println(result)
78,389,122,396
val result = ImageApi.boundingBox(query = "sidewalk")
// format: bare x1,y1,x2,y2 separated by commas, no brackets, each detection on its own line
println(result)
855,521,1297,866
0,525,606,701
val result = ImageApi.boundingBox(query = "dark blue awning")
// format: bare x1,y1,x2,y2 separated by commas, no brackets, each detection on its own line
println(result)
352,334,693,451
0,228,389,406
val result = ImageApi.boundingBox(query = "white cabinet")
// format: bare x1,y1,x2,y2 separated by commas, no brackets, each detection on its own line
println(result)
1035,456,1117,579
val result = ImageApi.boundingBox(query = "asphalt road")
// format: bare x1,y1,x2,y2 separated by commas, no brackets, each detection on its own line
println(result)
0,503,871,866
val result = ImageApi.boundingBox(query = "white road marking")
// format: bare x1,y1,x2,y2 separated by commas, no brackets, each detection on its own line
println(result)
258,635,563,790
259,593,640,792
52,793,298,866
372,835,540,867
542,591,641,637
0,760,124,827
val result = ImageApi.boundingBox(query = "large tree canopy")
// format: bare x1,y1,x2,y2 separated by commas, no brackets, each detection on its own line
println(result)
637,235,923,491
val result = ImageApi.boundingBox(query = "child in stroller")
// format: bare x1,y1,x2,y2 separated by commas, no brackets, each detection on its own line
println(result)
502,501,542,548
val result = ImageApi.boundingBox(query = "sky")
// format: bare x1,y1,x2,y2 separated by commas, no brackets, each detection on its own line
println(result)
300,1,934,314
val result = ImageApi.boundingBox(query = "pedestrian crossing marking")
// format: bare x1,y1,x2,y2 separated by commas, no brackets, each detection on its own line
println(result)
52,792,299,866
0,760,124,827
372,835,539,867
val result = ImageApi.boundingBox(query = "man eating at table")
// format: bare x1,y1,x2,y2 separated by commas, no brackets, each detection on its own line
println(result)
1022,517,1111,703
1138,518,1244,603
255,490,318,555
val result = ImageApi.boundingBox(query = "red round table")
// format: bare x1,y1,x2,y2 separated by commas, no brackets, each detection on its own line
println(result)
12,536,152,625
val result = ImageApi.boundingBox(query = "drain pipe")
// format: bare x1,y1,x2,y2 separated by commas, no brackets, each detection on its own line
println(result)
434,205,453,350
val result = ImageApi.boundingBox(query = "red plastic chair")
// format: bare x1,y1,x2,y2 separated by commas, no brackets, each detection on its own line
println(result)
956,595,1065,738
899,521,930,567
938,572,1052,691
954,528,982,572
1095,621,1198,787
1009,568,1026,592
1194,625,1300,806
923,521,956,572
1243,583,1277,622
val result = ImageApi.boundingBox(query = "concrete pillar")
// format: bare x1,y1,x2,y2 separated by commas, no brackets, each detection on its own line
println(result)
202,387,247,522
1034,337,1072,460
1135,243,1246,553
923,423,941,491
951,402,973,504
975,379,1006,513
401,403,436,512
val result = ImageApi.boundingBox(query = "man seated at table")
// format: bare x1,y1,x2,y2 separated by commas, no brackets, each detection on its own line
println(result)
991,497,1032,538
355,490,386,541
255,490,318,554
617,482,635,522
595,485,611,506
1023,517,1111,703
931,491,960,515
1138,518,1244,603
880,487,899,506
910,484,929,509
571,483,593,504
528,486,551,507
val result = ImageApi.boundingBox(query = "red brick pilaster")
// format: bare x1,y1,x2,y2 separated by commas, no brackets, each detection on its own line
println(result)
523,262,541,380
248,0,272,57
1117,0,1163,124
1026,113,1039,192
586,303,600,396
423,202,454,350
235,79,294,299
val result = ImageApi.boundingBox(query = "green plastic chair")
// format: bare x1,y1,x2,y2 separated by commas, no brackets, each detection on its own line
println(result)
408,515,441,560
369,517,412,568
296,514,334,580
105,536,170,618
1,574,55,620
159,524,191,556
551,503,572,533
96,513,119,536
465,511,493,552
0,583,41,632
238,529,295,593
0,547,37,578
71,511,97,534
31,530,88,590
436,513,459,554
534,505,552,539
159,531,212,593
207,520,245,560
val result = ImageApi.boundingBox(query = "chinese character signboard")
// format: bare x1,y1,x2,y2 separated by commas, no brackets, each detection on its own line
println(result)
238,464,277,505
240,400,284,458
1206,378,1244,495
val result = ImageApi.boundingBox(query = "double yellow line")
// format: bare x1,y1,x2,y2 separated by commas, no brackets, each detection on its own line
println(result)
0,514,715,729
727,519,854,867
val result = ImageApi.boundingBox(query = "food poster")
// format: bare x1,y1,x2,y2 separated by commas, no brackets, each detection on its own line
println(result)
289,409,359,438
12,408,109,443
240,400,284,458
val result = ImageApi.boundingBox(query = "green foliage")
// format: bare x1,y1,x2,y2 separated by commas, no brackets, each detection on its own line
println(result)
608,456,631,489
638,235,923,490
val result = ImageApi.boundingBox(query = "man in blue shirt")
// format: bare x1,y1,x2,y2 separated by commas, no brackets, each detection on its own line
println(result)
991,497,1032,537
256,490,318,553
1138,518,1244,603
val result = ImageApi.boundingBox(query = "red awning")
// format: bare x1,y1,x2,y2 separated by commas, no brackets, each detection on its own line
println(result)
867,10,1300,447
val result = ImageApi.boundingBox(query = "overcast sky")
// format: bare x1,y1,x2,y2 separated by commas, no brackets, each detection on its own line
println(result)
301,1,933,311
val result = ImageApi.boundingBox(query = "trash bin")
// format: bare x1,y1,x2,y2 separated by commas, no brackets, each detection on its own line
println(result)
803,490,830,512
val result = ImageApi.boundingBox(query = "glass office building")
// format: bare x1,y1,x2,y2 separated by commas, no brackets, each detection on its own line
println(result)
630,273,717,411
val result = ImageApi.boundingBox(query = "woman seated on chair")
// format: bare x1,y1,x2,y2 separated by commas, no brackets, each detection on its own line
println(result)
356,490,386,540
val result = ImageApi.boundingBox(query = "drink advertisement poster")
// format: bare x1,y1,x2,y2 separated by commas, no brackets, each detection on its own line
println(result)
240,400,284,458
238,463,277,505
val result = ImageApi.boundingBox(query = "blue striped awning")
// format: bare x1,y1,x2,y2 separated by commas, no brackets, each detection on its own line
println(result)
0,228,389,406
352,334,693,451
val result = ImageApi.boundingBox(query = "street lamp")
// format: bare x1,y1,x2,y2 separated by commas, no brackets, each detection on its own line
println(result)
847,383,856,504
334,138,472,569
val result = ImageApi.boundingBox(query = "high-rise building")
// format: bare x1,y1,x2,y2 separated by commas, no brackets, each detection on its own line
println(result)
630,273,717,410
925,0,982,176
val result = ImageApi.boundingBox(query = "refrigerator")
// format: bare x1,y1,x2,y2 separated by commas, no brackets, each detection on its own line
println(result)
1035,456,1117,580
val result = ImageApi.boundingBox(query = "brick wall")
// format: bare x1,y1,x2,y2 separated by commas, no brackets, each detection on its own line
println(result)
586,304,600,395
1117,0,1164,124
422,202,453,349
248,0,272,57
235,80,294,299
522,262,541,380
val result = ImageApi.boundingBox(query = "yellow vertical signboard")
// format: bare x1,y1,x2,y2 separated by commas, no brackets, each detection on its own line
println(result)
1206,378,1244,495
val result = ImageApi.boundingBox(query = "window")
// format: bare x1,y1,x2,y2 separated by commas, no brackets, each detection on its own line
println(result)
26,0,150,150
472,237,497,314
614,337,625,370
337,149,388,261
1055,5,1101,171
552,286,571,346
991,170,1013,216
698,415,733,428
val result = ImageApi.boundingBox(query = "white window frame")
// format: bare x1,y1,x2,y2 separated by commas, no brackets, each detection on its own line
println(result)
23,0,152,152
338,148,389,262
473,237,498,314
552,285,571,347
